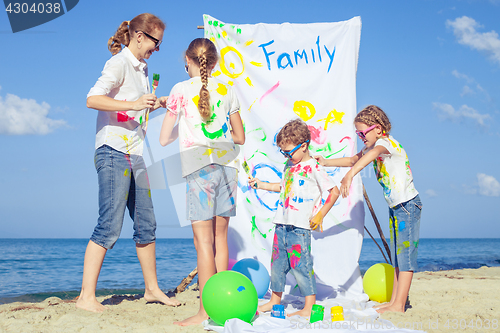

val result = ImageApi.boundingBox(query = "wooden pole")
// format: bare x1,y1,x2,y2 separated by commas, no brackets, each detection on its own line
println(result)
364,226,389,264
174,267,198,293
363,184,392,264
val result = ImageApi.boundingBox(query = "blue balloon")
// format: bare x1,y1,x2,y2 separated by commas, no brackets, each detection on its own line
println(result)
232,258,270,298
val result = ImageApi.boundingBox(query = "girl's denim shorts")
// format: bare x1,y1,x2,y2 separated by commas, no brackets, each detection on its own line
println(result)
389,194,422,271
185,164,238,221
90,145,156,249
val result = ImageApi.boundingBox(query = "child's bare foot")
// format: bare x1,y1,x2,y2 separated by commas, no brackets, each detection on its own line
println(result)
258,300,280,313
287,307,313,318
144,289,182,307
174,312,209,326
75,297,107,313
373,302,390,309
377,304,405,313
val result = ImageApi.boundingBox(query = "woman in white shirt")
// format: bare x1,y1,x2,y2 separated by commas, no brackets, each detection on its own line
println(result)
76,13,180,312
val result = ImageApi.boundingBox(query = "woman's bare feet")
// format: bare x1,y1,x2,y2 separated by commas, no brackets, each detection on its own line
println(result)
174,312,209,326
75,296,107,313
144,288,182,307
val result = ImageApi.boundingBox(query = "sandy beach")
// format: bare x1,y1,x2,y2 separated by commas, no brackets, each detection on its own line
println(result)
1,267,499,333
381,266,500,332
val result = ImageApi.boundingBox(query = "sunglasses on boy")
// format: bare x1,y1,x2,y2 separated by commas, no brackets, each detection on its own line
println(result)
136,30,162,49
355,125,377,140
279,140,309,159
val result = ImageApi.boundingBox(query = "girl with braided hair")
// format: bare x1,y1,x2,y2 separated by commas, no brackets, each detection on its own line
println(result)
159,38,245,326
315,105,421,314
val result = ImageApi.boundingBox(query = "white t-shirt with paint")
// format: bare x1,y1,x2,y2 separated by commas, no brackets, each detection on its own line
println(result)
166,77,240,177
273,158,337,230
369,135,418,207
88,47,150,156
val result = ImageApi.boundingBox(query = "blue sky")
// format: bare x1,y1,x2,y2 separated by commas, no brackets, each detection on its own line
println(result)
1,0,499,239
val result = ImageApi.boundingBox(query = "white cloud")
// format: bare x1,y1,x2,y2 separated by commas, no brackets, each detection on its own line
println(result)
0,93,67,135
446,16,500,65
460,173,500,196
477,173,500,197
451,69,473,83
432,102,492,126
461,85,475,96
425,189,438,197
451,70,492,103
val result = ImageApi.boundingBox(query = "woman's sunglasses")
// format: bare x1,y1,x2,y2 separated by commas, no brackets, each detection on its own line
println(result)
355,125,377,140
279,140,309,159
136,30,162,49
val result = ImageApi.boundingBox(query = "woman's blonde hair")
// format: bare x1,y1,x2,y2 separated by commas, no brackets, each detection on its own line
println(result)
108,13,165,55
276,119,311,148
354,105,392,134
185,38,219,122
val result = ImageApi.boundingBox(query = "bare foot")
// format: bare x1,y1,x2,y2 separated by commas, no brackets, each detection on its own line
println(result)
373,302,390,309
75,297,107,313
258,300,280,313
377,304,405,313
144,289,182,307
174,312,209,326
287,307,313,318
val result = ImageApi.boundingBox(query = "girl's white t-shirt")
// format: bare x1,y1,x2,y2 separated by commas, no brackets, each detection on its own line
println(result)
166,77,240,177
369,135,418,207
273,158,337,230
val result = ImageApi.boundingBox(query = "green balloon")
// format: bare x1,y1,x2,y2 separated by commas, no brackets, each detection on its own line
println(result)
202,270,258,326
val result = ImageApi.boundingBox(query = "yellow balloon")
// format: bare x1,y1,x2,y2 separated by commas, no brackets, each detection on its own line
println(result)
362,263,395,303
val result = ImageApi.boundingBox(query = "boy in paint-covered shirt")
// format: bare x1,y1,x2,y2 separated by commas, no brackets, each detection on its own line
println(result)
249,119,340,318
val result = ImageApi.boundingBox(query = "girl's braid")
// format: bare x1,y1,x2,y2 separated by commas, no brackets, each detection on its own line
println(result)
197,53,211,121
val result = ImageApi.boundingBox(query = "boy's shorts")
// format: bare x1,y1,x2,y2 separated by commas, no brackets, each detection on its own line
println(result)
389,195,422,271
185,164,238,221
270,224,316,296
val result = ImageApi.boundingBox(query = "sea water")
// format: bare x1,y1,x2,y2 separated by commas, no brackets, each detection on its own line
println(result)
0,238,498,304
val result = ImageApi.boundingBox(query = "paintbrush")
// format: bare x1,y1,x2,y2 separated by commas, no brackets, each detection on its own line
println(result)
142,73,159,131
242,160,257,188
152,73,160,94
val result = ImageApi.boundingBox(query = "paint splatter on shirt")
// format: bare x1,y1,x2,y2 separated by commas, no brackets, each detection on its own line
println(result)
89,47,150,156
274,158,337,230
369,135,418,207
166,77,241,177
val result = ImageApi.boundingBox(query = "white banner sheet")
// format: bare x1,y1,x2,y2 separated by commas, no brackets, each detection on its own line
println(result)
203,15,365,298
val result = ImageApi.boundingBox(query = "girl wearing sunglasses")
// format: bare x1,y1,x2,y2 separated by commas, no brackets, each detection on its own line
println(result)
315,105,421,314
